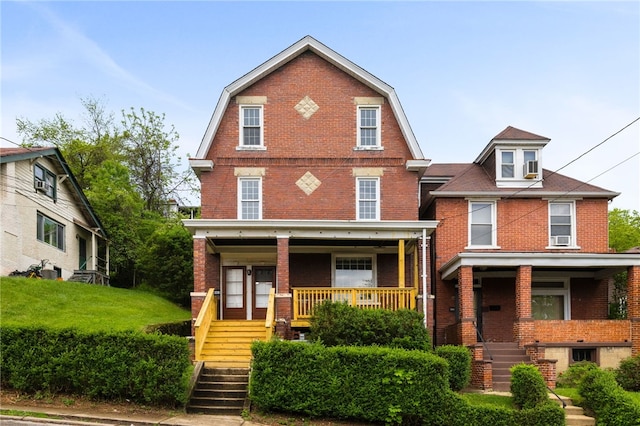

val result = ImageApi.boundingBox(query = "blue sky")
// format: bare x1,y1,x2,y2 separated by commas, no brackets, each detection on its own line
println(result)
2,1,639,210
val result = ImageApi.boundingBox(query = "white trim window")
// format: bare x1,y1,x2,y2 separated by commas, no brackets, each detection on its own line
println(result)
34,163,56,199
357,106,381,148
531,279,571,320
239,105,263,147
333,255,376,288
356,177,380,220
37,212,64,250
238,177,262,220
501,150,515,178
549,201,575,247
468,201,497,247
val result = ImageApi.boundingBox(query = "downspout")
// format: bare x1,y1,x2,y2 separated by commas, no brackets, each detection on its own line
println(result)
422,229,428,328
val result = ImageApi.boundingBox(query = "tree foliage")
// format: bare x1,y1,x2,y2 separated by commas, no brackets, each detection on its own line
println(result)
607,209,640,319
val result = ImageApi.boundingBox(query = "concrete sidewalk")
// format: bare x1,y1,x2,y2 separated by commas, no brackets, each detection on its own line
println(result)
0,403,265,426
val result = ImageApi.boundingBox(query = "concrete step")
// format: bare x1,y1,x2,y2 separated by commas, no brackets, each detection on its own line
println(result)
565,414,595,426
187,367,249,415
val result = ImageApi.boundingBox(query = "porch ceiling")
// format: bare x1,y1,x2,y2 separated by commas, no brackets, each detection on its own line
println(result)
183,219,438,240
440,252,640,280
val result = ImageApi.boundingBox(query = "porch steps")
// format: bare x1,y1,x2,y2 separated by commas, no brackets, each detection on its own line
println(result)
199,320,266,368
551,395,595,426
187,367,249,415
484,342,531,391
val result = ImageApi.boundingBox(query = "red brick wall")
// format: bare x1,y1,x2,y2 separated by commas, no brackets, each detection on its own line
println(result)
571,278,608,320
481,278,517,342
290,253,332,287
533,320,630,343
199,51,419,221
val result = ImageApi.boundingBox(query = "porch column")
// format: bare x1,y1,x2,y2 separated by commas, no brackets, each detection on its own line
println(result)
459,265,476,346
629,265,640,356
276,236,292,339
191,236,207,333
514,265,534,348
90,231,97,271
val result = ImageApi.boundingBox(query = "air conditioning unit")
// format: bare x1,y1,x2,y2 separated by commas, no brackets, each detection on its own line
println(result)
552,235,571,246
34,180,48,190
524,160,539,179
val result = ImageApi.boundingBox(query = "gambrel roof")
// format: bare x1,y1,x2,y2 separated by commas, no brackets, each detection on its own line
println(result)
193,35,425,160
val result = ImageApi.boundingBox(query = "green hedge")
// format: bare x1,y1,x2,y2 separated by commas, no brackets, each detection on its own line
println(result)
579,368,640,426
435,345,471,391
0,327,191,407
510,364,549,410
616,354,640,392
309,301,431,350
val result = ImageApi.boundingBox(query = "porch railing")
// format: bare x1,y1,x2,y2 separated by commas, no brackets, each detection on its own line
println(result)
293,287,417,321
265,288,276,340
194,288,216,361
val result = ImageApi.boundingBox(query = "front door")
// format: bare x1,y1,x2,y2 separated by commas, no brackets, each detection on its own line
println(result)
252,267,274,320
79,237,87,270
223,267,246,319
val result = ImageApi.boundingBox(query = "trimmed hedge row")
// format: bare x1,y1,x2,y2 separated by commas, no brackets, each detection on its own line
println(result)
0,327,191,407
309,301,431,350
250,340,565,425
579,368,640,426
435,345,471,391
510,364,550,409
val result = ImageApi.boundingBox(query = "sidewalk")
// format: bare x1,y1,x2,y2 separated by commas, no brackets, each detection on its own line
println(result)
0,403,265,426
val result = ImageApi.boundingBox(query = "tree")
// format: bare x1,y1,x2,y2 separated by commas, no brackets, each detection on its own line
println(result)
608,209,640,319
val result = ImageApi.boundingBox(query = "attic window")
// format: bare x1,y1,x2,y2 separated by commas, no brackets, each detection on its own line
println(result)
239,105,264,148
34,163,56,199
495,148,541,186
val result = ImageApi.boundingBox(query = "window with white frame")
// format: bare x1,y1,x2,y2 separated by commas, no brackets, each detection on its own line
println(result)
34,164,56,199
357,106,380,148
239,106,263,147
238,177,261,220
37,212,64,250
496,148,540,182
334,256,375,288
531,279,570,320
501,151,515,178
468,201,496,247
549,202,574,247
356,177,379,220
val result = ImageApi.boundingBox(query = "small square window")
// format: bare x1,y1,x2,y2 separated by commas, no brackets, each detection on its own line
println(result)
572,348,596,363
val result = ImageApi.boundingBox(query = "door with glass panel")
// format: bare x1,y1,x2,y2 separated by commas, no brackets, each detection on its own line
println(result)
223,267,246,319
252,267,274,320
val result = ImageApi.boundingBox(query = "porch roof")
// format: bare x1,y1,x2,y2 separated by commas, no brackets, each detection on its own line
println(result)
183,219,438,240
440,252,640,280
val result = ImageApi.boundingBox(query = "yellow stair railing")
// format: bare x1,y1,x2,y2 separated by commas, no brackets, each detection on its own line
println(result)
194,288,216,361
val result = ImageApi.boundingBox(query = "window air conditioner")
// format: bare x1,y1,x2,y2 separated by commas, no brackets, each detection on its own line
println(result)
524,160,539,179
35,180,48,190
552,235,571,246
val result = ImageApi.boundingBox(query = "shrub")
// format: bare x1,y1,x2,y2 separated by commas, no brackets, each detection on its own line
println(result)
510,364,548,409
309,301,431,350
615,354,640,391
0,327,191,407
579,368,640,425
556,361,599,388
435,345,471,391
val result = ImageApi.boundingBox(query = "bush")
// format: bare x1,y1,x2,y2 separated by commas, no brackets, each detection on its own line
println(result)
615,354,640,391
579,368,640,425
510,364,548,410
0,327,191,406
556,361,599,388
435,345,471,391
309,301,431,350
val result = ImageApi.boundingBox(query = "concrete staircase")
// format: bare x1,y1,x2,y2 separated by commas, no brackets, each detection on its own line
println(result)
187,367,249,415
199,320,265,368
484,342,530,391
552,395,595,426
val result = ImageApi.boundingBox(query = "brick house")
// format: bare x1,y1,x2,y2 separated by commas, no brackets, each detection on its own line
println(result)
185,36,639,384
420,126,640,389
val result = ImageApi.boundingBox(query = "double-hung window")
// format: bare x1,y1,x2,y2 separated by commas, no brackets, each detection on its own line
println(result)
240,105,263,147
238,177,261,220
37,212,64,250
357,106,380,148
34,164,56,199
549,202,574,247
356,177,379,220
468,201,496,247
501,151,515,178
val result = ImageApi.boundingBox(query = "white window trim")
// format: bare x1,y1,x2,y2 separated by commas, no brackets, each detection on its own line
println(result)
355,105,382,150
547,200,578,249
34,163,57,199
331,253,377,288
466,200,499,249
531,277,571,320
356,177,380,221
495,147,542,187
500,150,515,179
238,105,265,150
237,177,262,220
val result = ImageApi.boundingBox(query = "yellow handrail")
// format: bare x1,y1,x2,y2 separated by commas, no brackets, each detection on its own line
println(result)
293,287,416,320
265,288,276,340
194,288,216,361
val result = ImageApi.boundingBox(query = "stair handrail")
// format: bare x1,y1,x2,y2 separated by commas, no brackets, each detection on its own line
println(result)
194,288,216,360
547,386,566,408
265,288,276,340
473,321,493,361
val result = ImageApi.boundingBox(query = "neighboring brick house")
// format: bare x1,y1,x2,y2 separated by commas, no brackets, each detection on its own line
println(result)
0,147,109,283
420,126,640,388
184,36,437,343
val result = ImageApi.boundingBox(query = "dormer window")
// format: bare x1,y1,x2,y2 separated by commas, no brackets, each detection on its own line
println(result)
495,148,542,188
501,151,515,178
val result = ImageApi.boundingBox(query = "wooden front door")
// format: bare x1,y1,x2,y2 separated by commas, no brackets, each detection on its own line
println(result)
252,267,274,320
223,267,246,319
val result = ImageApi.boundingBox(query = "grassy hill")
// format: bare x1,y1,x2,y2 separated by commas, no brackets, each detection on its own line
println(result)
0,277,191,332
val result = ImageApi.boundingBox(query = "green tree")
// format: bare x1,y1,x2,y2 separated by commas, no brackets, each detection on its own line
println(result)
608,208,640,319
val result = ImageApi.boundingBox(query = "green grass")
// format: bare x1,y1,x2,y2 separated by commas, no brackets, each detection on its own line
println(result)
0,277,190,332
554,387,583,405
460,392,515,409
